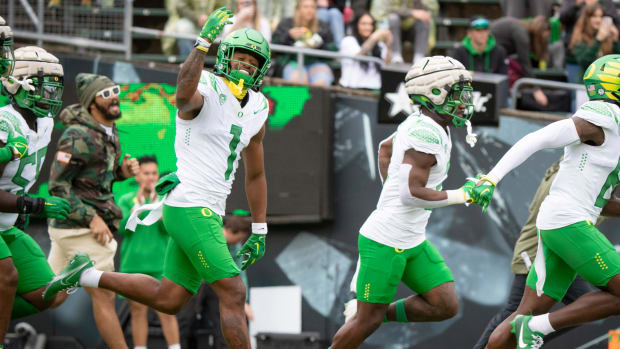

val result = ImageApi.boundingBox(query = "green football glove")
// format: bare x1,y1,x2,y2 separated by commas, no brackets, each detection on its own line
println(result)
236,233,266,271
0,123,28,162
42,196,70,220
470,175,497,213
460,177,478,204
200,7,233,42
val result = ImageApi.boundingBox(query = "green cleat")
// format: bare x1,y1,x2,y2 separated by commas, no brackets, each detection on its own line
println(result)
511,314,545,349
42,252,94,301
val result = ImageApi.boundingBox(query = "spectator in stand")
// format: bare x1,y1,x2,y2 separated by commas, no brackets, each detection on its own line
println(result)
339,13,392,89
370,0,439,64
453,16,508,75
272,0,336,86
570,3,620,77
256,0,295,31
162,0,232,56
560,0,617,46
501,0,545,18
560,0,617,82
491,16,550,106
317,0,345,48
118,157,181,349
222,0,272,41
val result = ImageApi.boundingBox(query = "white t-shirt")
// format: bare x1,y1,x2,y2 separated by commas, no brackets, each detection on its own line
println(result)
99,123,114,139
222,16,272,42
360,111,452,249
0,105,53,230
338,36,386,89
166,71,269,214
538,100,620,230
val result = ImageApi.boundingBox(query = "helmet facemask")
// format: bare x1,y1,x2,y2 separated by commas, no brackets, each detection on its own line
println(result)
440,81,474,128
216,28,271,90
14,72,64,118
219,46,266,90
412,80,474,128
0,32,14,77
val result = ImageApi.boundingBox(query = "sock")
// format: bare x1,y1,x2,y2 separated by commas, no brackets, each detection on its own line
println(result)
79,267,103,288
134,346,147,349
168,344,181,349
395,298,408,323
528,313,555,336
11,295,40,319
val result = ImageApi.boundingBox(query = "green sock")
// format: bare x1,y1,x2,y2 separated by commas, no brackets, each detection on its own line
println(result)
11,295,40,319
395,298,408,323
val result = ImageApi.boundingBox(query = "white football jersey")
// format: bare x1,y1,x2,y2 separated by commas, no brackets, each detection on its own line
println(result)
166,71,269,214
360,111,452,249
0,105,53,231
538,101,620,230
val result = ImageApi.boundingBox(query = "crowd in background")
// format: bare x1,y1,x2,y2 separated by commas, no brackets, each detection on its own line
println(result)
159,0,620,109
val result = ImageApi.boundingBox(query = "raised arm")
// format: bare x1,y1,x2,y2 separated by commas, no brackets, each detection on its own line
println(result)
176,7,233,120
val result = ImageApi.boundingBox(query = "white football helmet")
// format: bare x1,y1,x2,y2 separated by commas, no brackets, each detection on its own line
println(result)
0,16,14,77
4,46,64,118
405,56,474,128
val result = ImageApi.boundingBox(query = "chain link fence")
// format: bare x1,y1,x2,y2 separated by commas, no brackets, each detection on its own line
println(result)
1,0,132,58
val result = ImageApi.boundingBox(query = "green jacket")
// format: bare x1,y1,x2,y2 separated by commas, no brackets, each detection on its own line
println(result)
49,104,128,232
573,39,620,77
455,34,508,74
118,190,170,275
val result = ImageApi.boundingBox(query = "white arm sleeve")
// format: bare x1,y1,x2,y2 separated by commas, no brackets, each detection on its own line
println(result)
398,164,466,208
487,118,579,183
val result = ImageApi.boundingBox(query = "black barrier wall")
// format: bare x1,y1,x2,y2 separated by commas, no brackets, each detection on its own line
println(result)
14,56,620,349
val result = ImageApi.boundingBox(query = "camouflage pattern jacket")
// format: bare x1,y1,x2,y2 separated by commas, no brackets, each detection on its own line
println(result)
49,104,127,232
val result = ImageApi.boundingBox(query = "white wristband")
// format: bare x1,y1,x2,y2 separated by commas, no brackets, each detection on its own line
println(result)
194,37,212,53
446,189,466,205
252,223,268,235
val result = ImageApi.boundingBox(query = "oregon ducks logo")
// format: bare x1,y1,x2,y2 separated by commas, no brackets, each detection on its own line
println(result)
395,248,405,253
201,208,213,217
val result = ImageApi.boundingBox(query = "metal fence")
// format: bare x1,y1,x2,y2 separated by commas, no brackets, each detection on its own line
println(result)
1,0,132,58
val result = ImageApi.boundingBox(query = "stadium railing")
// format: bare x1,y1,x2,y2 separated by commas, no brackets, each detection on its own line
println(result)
3,0,133,58
130,26,386,73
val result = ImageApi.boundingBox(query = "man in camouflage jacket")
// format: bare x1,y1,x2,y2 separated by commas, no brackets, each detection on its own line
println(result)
47,73,139,349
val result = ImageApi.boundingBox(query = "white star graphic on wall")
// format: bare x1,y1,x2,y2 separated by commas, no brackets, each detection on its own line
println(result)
385,82,413,118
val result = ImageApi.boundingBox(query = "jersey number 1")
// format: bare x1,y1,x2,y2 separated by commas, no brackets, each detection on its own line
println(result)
225,125,242,180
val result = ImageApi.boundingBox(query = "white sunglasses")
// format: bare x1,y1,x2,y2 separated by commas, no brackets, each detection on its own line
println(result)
96,85,121,99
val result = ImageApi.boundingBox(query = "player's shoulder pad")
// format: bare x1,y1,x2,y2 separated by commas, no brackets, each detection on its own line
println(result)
252,92,269,116
0,108,25,136
201,70,220,91
405,117,444,146
576,100,620,132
